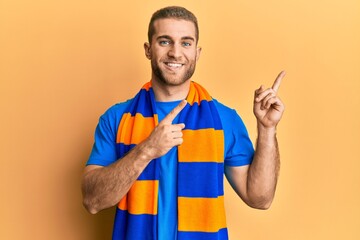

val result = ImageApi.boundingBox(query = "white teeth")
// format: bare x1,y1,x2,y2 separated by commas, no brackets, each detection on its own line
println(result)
166,63,182,68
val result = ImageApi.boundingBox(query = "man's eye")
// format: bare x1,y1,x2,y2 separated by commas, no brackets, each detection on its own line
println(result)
160,41,170,45
182,42,191,47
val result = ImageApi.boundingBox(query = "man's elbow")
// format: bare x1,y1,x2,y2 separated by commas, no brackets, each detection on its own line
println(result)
249,201,272,210
83,197,100,215
246,195,274,210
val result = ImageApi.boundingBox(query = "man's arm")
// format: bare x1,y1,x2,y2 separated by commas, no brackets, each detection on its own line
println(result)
81,100,187,214
225,71,285,209
225,127,280,209
82,144,153,214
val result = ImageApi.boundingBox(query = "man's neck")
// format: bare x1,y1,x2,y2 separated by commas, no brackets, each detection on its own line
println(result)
151,78,191,102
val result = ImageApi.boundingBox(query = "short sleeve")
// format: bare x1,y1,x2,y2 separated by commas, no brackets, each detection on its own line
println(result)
86,101,130,166
214,100,255,167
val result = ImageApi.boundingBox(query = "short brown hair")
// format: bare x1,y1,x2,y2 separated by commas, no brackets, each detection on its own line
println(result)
148,6,199,44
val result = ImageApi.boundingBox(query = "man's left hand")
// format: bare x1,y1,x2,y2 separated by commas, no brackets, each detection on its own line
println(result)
253,71,285,129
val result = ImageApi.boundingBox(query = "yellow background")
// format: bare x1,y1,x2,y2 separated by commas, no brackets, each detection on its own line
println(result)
1,0,359,239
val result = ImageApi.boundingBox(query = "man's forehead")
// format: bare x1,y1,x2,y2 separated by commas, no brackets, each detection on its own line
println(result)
152,18,196,39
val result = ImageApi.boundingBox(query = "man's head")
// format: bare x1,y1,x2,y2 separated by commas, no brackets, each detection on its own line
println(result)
144,6,201,87
148,6,199,44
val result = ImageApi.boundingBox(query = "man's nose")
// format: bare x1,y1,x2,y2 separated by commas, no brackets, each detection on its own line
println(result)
167,44,181,58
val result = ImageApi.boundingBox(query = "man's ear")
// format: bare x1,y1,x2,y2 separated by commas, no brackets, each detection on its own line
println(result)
196,46,202,62
144,42,151,59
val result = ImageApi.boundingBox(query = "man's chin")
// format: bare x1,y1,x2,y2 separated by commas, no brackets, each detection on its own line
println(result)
157,75,189,86
152,66,194,86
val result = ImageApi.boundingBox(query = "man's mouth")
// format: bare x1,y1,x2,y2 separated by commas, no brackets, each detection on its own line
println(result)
165,62,184,68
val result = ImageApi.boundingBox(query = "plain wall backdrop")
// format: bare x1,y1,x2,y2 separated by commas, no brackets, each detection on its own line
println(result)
1,0,359,239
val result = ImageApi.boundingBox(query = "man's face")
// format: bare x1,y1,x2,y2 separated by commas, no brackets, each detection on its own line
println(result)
144,18,201,86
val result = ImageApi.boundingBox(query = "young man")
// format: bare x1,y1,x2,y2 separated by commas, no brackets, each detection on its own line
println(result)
82,6,285,240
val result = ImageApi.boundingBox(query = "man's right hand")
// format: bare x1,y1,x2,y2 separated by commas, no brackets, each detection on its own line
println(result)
142,100,187,160
82,100,187,214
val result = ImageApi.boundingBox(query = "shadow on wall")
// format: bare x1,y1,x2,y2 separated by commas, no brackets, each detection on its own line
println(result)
90,207,116,240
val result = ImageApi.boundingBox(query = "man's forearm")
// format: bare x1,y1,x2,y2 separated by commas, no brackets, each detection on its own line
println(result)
247,124,280,209
81,143,152,214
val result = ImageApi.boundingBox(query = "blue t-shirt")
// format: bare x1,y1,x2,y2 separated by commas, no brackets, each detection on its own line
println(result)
87,99,254,240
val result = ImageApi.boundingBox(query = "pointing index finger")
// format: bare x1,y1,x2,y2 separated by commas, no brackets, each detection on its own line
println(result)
161,100,187,124
272,70,286,93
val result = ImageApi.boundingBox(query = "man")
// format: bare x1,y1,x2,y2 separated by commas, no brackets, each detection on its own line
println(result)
82,6,285,240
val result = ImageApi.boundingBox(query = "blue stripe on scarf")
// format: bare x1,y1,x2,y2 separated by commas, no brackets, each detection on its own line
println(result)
178,101,223,130
178,162,224,197
113,209,157,240
126,89,155,117
178,228,228,240
116,144,135,159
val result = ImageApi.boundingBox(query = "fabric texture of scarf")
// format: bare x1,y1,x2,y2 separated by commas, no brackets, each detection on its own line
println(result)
113,81,228,240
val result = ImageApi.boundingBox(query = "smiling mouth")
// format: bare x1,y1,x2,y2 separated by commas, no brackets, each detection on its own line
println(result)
165,62,184,68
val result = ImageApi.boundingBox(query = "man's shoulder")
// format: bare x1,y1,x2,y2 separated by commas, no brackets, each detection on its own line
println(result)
100,99,133,121
212,98,249,130
212,98,238,117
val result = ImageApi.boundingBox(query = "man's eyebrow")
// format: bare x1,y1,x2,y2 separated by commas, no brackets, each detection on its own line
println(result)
156,35,172,40
181,36,195,42
156,35,195,42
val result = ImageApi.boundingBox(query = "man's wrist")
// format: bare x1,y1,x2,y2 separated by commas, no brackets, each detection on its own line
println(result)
257,122,277,137
256,122,278,149
135,140,155,163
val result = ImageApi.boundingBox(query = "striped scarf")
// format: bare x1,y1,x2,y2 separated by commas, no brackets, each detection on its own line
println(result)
113,81,228,240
